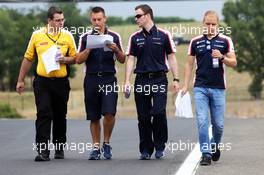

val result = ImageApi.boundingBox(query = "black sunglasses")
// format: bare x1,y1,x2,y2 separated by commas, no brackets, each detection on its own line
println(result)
135,14,145,19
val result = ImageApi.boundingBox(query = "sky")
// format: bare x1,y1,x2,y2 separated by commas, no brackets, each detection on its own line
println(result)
0,0,225,21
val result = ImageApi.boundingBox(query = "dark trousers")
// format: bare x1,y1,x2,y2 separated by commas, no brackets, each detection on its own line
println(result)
33,76,70,152
134,75,168,155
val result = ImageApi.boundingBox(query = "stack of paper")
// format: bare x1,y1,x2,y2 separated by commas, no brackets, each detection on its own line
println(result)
41,45,61,74
86,35,114,51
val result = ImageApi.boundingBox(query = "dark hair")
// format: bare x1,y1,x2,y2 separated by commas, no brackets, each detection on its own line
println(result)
47,6,63,20
90,6,105,16
135,4,153,20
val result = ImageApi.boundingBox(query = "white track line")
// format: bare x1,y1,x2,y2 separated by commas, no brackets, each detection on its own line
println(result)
175,126,213,175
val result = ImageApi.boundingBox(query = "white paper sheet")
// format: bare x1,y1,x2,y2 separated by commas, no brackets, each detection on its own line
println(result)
86,35,114,51
175,90,194,118
41,45,60,74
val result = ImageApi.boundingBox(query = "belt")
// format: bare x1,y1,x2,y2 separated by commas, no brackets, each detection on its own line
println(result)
36,75,68,81
137,72,166,78
86,72,115,77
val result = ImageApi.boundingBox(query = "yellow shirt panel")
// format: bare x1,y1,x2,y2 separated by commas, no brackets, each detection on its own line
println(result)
24,28,77,78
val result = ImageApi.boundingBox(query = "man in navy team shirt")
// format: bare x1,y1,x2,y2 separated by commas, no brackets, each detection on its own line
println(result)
182,10,237,166
125,4,180,160
75,6,125,160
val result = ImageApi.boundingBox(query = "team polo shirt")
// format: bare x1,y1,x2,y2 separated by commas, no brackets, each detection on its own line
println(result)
77,28,123,74
126,25,176,73
24,27,77,78
188,33,235,89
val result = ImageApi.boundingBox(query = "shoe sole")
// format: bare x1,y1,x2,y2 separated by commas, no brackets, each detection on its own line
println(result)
212,157,220,161
89,158,100,160
200,162,211,166
54,156,64,159
155,155,165,159
35,157,50,161
88,156,101,160
140,156,151,160
103,155,112,160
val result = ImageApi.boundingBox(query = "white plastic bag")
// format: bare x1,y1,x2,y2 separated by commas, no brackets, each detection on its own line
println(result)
175,90,194,118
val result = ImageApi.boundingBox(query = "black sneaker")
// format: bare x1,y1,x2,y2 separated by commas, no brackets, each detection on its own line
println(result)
54,150,64,159
139,151,151,160
200,155,211,166
212,146,221,161
35,151,50,162
89,148,101,160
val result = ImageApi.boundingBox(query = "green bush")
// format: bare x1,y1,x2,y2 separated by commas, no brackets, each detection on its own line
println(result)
0,103,22,119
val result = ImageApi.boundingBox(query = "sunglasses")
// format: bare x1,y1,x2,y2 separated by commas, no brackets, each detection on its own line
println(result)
135,14,145,19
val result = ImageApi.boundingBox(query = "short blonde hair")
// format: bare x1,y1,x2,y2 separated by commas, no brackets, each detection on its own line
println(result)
203,10,219,22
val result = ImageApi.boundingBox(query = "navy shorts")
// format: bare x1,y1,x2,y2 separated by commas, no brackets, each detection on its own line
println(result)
84,75,118,121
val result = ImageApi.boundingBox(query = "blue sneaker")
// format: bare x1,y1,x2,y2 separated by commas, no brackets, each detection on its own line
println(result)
88,147,101,160
139,151,151,160
155,150,165,159
101,143,112,160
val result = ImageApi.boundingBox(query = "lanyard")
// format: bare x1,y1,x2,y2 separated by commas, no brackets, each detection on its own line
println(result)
45,32,61,45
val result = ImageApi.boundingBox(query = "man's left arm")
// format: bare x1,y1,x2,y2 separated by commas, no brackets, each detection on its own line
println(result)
211,49,237,68
107,35,126,63
165,31,180,93
168,53,180,93
107,43,126,64
212,37,237,68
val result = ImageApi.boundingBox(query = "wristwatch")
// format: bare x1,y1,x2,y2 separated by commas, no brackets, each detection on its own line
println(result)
173,78,180,82
220,55,225,62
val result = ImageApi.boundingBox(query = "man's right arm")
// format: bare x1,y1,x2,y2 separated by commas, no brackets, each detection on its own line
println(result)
75,48,91,64
182,55,195,95
16,58,33,94
75,34,90,64
124,55,135,87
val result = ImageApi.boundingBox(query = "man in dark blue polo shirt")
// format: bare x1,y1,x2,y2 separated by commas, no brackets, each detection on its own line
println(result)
75,7,125,160
125,4,180,160
182,10,237,166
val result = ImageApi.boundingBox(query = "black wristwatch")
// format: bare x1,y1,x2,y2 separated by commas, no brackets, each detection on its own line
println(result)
173,78,180,82
220,55,225,62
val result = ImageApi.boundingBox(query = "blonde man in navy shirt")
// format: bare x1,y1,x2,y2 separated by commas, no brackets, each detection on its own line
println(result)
182,10,237,166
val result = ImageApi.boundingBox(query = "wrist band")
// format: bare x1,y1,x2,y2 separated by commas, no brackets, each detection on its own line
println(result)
173,78,180,82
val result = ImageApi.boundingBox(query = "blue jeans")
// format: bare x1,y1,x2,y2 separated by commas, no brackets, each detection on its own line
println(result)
193,87,225,156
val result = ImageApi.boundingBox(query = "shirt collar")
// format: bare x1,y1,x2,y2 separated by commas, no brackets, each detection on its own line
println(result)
91,26,108,35
204,33,219,40
142,25,158,37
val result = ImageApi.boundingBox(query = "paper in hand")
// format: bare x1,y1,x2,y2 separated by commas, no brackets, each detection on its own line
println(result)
41,45,60,74
86,34,114,51
103,40,114,51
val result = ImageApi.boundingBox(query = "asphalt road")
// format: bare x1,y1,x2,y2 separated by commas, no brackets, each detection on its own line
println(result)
0,118,263,175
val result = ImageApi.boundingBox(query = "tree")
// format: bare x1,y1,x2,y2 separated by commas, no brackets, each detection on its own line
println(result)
223,0,264,99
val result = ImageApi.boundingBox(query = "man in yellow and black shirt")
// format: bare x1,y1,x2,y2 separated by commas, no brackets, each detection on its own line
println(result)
16,6,76,161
